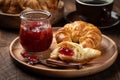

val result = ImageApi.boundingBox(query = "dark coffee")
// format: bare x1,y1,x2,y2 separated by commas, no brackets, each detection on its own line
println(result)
83,0,107,4
75,0,114,28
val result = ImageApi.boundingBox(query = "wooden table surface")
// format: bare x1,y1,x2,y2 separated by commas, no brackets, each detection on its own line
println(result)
0,0,120,80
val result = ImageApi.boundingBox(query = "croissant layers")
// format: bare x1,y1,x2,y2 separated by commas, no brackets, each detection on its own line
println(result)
50,41,101,63
0,0,59,14
55,21,102,49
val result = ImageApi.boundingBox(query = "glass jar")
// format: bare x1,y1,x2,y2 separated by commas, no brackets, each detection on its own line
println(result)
19,10,53,52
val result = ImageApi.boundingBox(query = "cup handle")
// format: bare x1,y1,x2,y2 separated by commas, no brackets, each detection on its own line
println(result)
102,8,111,20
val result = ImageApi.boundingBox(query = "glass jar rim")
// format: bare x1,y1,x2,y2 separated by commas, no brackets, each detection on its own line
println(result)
20,10,52,21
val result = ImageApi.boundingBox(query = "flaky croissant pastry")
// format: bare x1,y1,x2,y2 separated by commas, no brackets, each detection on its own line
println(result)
0,0,60,14
50,41,101,63
55,21,102,49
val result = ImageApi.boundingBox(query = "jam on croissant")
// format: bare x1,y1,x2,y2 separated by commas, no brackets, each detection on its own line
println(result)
55,21,102,49
50,41,101,63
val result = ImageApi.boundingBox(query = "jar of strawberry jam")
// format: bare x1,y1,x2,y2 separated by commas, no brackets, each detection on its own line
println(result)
20,10,53,52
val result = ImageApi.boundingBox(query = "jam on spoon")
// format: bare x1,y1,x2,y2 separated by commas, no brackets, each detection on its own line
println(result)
21,52,39,65
21,51,82,69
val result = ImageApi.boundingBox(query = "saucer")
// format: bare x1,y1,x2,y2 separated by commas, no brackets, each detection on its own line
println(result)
65,11,120,29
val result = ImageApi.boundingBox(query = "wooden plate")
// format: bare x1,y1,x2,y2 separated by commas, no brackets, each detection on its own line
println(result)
9,28,118,78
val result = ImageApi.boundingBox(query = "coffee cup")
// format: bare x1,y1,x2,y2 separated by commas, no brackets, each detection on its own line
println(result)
75,0,114,27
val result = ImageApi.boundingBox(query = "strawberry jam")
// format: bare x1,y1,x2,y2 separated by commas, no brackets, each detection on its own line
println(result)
20,21,53,52
21,52,39,65
58,46,74,56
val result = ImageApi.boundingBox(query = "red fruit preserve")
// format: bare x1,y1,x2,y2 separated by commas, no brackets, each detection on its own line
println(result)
20,10,53,52
58,46,74,56
20,22,53,52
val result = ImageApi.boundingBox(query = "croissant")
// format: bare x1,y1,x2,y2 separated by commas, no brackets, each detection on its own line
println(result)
0,0,59,14
19,0,41,10
50,41,101,63
55,21,102,48
7,0,22,14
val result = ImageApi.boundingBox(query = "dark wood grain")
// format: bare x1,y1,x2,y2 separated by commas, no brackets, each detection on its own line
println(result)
0,0,120,80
